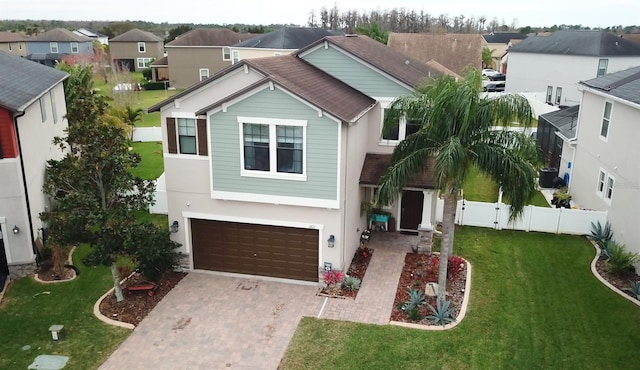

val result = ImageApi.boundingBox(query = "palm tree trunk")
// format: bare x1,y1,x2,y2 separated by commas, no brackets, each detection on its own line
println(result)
111,262,124,302
437,189,457,302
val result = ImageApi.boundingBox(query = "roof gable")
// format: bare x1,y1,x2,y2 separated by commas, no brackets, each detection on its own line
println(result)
580,65,640,106
0,51,68,112
232,27,333,49
166,28,253,47
30,28,92,42
110,28,163,43
509,30,640,56
387,33,485,75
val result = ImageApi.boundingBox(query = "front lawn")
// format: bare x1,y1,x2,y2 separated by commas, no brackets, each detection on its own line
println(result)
0,245,130,370
130,141,163,180
281,227,640,369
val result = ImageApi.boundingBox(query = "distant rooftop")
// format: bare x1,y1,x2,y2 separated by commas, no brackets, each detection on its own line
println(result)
509,30,640,56
232,27,334,49
110,28,163,43
29,28,91,43
166,28,253,47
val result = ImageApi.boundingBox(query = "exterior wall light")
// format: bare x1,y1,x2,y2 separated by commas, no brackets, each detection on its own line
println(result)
170,221,179,233
12,225,20,234
327,234,335,248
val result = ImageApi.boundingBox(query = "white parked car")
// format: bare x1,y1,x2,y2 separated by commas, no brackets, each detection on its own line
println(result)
481,68,500,77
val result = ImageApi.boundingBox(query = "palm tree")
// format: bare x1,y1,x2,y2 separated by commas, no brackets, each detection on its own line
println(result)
374,69,540,303
121,106,144,140
482,46,497,69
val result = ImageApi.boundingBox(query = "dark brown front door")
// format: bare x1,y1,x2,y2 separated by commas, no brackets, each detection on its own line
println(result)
190,219,319,282
400,190,424,230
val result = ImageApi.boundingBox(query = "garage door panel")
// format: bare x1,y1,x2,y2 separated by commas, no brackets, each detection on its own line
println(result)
191,219,319,281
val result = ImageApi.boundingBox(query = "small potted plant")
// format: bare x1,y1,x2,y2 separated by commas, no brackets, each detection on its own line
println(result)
551,187,572,208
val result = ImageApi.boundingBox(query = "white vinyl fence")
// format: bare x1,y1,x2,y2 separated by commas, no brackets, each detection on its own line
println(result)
149,172,168,214
132,127,162,142
435,199,607,235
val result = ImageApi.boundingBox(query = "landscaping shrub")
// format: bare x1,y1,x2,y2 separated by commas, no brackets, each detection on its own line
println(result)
606,242,639,276
142,81,168,90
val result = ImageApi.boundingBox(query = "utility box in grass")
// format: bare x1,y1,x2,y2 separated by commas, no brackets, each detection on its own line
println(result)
48,325,64,341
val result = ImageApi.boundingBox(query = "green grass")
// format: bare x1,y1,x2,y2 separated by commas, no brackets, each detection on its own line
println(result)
281,227,640,369
463,166,550,207
0,245,130,370
130,141,164,180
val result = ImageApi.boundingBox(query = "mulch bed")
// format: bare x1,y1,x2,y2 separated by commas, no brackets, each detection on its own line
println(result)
595,258,639,300
319,247,373,299
390,252,467,326
99,271,187,326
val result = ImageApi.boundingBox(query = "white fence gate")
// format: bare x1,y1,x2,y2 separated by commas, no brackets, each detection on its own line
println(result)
149,172,168,214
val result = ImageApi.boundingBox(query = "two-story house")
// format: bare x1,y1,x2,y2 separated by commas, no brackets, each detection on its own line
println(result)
482,32,527,73
0,51,69,285
159,28,254,89
0,32,28,57
26,28,94,67
229,27,334,64
505,30,640,107
148,35,451,283
109,28,164,72
568,66,640,258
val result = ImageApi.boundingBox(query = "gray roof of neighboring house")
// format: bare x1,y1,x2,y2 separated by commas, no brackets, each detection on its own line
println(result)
232,27,333,49
110,28,163,42
509,30,640,56
298,35,459,87
539,105,580,140
580,65,640,105
0,31,29,42
165,28,253,47
0,51,68,112
29,28,92,42
151,56,168,66
483,32,528,44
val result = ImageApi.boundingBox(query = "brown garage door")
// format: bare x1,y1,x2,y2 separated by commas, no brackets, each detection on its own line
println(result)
191,219,319,282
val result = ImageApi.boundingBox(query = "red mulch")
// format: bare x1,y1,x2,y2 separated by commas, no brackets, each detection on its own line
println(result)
319,247,373,299
99,271,187,326
390,253,467,326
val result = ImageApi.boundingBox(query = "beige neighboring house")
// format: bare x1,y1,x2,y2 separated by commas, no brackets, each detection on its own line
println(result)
109,28,164,72
387,32,486,76
0,32,28,57
0,51,69,282
482,32,527,72
162,28,254,89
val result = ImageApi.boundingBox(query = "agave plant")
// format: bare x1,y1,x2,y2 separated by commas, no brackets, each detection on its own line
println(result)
425,299,456,327
402,288,426,312
600,239,614,261
624,280,640,300
342,276,362,291
590,221,613,248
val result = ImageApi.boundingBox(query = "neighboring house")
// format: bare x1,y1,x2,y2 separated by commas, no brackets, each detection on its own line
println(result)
229,27,334,64
482,32,527,73
150,55,169,82
568,66,640,258
73,28,108,45
147,35,453,283
109,28,164,72
26,28,94,67
160,28,254,89
0,51,69,281
505,30,640,107
0,32,28,57
536,105,579,180
387,32,485,76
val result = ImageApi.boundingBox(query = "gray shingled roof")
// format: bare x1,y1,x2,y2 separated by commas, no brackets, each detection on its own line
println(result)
539,105,580,140
509,30,640,56
580,65,640,105
166,28,253,47
110,28,163,42
232,27,333,49
0,31,29,42
0,51,68,112
30,28,92,42
483,32,528,44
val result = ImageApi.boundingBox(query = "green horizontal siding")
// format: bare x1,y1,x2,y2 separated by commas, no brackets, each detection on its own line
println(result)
302,45,411,98
210,88,338,200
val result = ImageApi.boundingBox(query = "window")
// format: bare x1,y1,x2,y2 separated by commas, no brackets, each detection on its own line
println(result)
136,58,153,69
555,87,562,105
546,86,553,104
239,117,307,179
138,42,146,53
597,170,606,196
50,42,58,53
39,97,47,122
382,109,399,141
380,106,421,143
605,175,615,201
223,47,231,60
600,101,612,140
71,42,79,53
177,118,197,154
232,50,240,64
50,91,57,123
597,59,608,77
199,68,209,81
596,169,614,203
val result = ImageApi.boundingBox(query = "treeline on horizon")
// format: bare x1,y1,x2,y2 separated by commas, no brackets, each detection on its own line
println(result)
1,5,638,40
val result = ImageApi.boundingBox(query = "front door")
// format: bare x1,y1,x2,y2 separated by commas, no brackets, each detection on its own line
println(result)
400,190,424,230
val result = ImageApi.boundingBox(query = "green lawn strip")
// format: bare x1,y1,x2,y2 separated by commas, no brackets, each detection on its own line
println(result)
463,166,550,207
130,141,164,180
0,244,130,370
281,227,640,369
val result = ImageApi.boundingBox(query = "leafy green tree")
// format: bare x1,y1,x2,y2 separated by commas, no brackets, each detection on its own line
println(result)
482,46,496,69
374,69,539,302
355,21,389,44
117,106,144,140
164,25,192,44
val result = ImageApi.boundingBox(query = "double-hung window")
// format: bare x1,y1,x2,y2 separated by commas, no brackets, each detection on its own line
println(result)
597,59,608,77
138,42,146,53
137,58,153,69
50,42,58,53
240,117,306,180
178,118,197,154
71,42,79,53
546,86,553,104
232,50,240,64
555,87,562,105
199,68,209,81
380,104,421,144
596,169,614,204
50,90,57,123
600,101,612,140
223,47,231,60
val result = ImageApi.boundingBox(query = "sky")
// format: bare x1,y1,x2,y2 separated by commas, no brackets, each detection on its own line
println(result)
1,0,637,29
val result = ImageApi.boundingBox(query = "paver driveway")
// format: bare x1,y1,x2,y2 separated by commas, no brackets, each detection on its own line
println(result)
99,272,323,370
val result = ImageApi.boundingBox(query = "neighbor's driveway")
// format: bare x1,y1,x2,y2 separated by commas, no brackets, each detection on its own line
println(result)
99,272,323,370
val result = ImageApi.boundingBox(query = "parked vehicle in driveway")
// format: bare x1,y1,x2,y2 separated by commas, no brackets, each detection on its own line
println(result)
487,73,506,81
482,68,499,77
483,82,506,92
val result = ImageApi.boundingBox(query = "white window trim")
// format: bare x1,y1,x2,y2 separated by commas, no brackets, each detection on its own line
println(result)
232,50,240,64
600,101,612,142
138,42,146,53
546,86,553,104
137,57,153,69
50,90,57,124
237,116,307,181
378,100,413,146
199,68,209,81
222,47,231,61
555,87,562,105
596,169,606,198
596,168,614,205
39,97,47,122
70,42,79,53
50,42,58,53
597,59,608,77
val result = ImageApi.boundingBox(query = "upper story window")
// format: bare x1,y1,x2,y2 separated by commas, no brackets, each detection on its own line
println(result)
232,50,240,64
223,47,231,61
39,97,47,122
555,87,562,105
380,104,421,145
178,118,197,154
166,117,207,156
199,68,209,81
137,58,153,69
546,86,553,104
597,59,608,77
138,42,146,53
50,90,57,124
600,101,612,140
70,42,79,53
239,117,307,180
596,169,614,204
50,42,58,53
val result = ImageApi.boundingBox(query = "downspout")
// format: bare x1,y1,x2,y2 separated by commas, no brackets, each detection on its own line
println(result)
13,111,38,257
342,122,348,271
